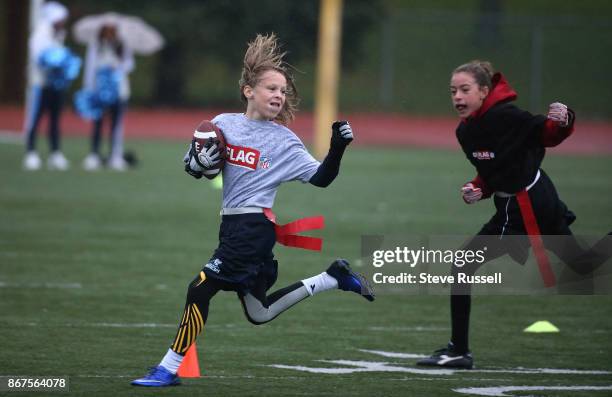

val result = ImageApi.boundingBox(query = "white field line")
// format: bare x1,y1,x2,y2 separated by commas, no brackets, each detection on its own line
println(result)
367,326,449,332
358,349,427,359
4,373,606,386
5,321,612,378
84,322,176,328
45,374,524,383
4,318,609,334
387,377,515,382
74,374,309,380
3,374,306,380
453,385,612,397
14,322,243,330
270,358,612,376
4,321,612,335
361,350,612,374
477,368,612,375
271,360,612,376
0,281,82,289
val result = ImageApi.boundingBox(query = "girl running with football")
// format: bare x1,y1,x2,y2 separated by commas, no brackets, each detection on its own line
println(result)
132,33,374,387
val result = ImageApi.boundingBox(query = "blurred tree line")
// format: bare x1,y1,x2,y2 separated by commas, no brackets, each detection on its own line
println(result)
0,0,384,107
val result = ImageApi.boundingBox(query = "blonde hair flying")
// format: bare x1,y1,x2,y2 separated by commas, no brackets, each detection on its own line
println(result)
239,33,299,125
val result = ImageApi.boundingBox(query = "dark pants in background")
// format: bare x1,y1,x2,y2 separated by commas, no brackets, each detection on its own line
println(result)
25,86,64,152
91,101,126,157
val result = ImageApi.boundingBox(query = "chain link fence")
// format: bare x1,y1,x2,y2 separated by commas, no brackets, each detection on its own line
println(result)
340,9,612,118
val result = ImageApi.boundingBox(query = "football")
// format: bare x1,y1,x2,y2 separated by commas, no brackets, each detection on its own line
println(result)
193,120,226,179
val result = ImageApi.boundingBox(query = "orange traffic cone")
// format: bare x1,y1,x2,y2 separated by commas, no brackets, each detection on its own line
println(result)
177,344,201,378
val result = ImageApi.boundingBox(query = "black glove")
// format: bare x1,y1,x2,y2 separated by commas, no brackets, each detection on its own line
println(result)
331,121,354,150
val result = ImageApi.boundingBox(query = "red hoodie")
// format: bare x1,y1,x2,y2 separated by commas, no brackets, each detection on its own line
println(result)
470,73,517,119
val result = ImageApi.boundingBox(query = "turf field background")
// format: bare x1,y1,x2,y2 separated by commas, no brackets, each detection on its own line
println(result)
1,138,611,396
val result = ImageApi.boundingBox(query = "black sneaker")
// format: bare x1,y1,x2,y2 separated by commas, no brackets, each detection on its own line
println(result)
416,343,473,369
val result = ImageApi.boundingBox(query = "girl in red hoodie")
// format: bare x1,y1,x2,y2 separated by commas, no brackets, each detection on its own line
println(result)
417,60,579,369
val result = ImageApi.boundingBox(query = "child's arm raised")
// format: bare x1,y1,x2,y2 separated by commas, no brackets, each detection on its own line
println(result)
541,102,576,147
309,121,353,188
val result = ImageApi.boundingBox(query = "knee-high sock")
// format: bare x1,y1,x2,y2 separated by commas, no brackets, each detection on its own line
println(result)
159,349,184,374
240,282,310,325
449,235,500,355
300,272,338,296
450,294,471,354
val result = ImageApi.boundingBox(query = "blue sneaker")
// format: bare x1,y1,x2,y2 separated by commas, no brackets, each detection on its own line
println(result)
326,259,375,301
131,365,180,387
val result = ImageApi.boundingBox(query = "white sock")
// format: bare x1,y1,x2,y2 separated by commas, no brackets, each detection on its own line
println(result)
159,348,184,374
301,272,338,296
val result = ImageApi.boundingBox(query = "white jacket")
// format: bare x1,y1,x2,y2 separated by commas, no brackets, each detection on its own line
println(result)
29,1,69,87
83,40,135,101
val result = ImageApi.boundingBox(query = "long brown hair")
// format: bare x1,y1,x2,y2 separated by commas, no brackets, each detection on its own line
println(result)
239,33,299,125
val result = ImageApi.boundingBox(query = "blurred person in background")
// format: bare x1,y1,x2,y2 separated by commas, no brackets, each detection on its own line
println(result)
78,23,134,171
23,1,81,171
73,12,163,171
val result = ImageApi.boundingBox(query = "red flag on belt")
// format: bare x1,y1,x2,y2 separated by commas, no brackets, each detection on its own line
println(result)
516,190,556,288
263,209,325,251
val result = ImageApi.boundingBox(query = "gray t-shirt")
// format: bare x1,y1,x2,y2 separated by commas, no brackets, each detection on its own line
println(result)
212,113,320,208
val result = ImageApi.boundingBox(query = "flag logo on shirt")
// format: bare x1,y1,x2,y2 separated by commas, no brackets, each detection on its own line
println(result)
226,143,260,170
472,150,495,160
259,156,271,169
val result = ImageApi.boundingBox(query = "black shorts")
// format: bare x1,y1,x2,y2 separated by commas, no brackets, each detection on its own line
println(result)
463,169,577,265
202,213,278,294
479,169,575,237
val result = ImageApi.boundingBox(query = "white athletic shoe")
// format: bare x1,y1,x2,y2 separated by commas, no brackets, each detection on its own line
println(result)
82,153,102,171
108,155,127,171
47,151,70,171
23,151,42,171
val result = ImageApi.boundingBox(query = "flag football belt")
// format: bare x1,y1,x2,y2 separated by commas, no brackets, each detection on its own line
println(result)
494,170,541,198
491,170,555,288
220,207,264,215
220,207,325,251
